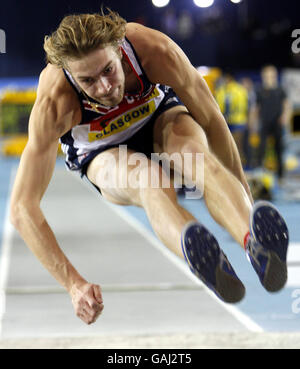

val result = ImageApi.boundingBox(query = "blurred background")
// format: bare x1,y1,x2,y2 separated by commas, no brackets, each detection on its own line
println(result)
1,0,300,75
1,0,300,196
1,0,300,348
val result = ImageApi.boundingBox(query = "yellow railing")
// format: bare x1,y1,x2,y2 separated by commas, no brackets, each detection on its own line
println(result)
0,88,62,156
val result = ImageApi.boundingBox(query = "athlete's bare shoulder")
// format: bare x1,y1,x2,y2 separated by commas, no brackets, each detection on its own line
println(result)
27,64,81,144
38,64,80,110
125,22,192,88
125,22,169,47
125,22,170,65
39,63,67,92
31,64,82,138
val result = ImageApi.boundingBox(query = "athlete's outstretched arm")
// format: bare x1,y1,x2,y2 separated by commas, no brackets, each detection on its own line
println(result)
9,66,104,324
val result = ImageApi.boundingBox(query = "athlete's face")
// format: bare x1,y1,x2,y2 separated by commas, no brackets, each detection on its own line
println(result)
68,45,125,107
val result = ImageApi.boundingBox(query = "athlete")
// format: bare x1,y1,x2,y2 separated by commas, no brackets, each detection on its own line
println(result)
9,10,289,325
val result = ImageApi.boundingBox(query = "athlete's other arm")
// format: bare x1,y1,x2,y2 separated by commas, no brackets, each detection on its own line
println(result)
127,23,253,203
9,66,104,324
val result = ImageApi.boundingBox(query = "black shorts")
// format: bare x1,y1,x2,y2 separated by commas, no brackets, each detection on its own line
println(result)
80,87,183,183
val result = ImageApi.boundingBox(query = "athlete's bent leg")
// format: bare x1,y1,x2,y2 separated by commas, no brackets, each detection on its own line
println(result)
153,106,252,248
154,107,290,294
86,147,196,258
87,147,245,302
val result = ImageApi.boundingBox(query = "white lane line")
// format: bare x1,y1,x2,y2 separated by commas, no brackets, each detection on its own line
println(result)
287,267,300,287
5,283,202,295
287,243,300,287
102,199,264,333
0,168,16,338
287,243,300,263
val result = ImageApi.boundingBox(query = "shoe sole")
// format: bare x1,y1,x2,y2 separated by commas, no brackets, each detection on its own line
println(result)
250,201,289,292
181,221,245,303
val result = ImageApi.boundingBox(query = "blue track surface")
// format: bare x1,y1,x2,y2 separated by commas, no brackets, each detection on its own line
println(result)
0,157,18,246
1,77,299,335
123,188,300,332
1,157,300,332
0,77,38,90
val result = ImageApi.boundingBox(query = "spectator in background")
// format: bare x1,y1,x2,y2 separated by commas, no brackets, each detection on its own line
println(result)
215,72,249,165
161,8,177,36
177,10,194,40
241,77,257,169
254,65,292,181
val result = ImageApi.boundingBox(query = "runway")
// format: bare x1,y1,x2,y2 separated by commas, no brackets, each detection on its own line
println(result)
0,158,300,348
1,0,300,351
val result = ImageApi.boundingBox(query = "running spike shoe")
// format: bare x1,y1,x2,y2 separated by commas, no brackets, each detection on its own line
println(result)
246,200,289,292
181,221,245,303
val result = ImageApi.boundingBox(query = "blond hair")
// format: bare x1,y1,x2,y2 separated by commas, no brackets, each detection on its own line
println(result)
43,9,127,68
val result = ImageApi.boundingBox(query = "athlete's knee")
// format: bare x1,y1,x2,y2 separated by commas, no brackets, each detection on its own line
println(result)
161,111,209,154
181,139,222,178
174,130,209,161
138,161,177,205
180,140,207,156
139,160,174,190
173,114,209,150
